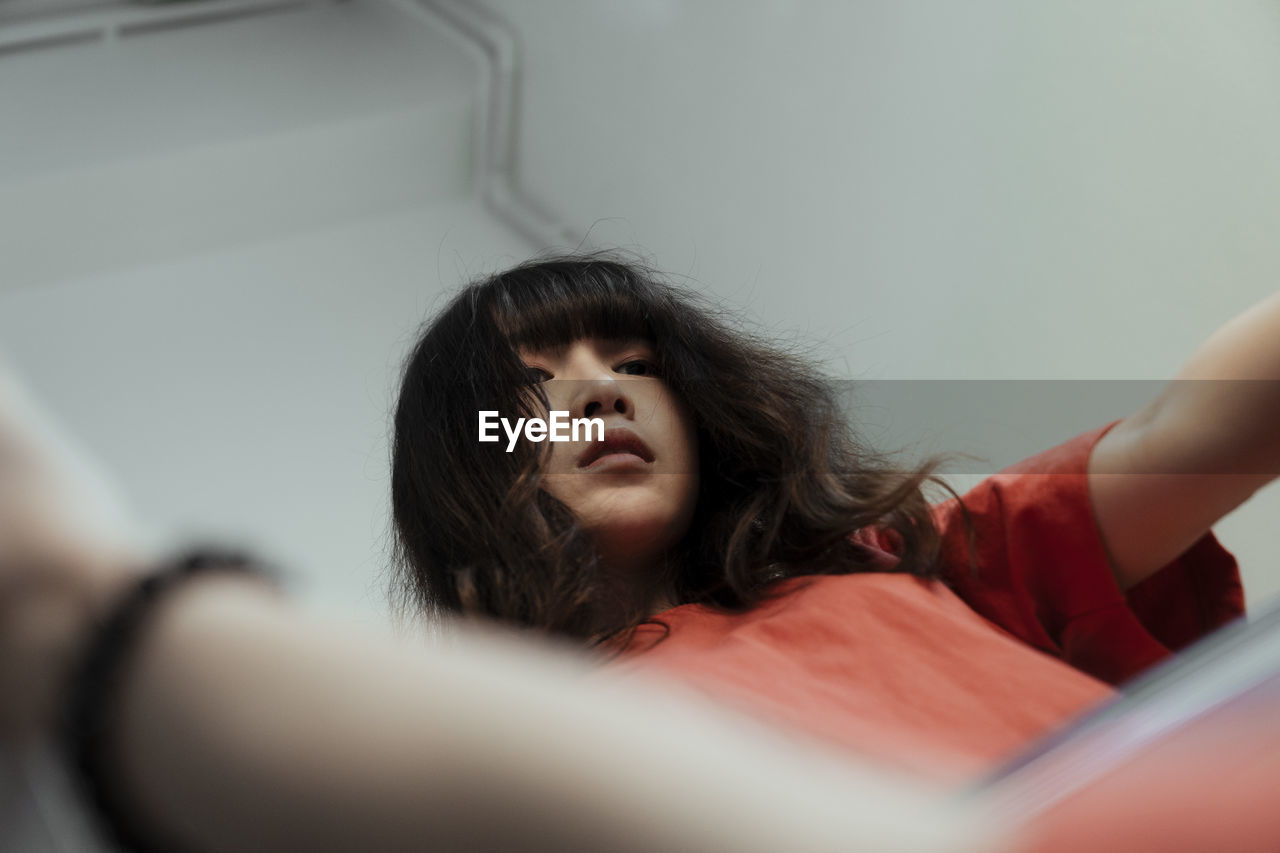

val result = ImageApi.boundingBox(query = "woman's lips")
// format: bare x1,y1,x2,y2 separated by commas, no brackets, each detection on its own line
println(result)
580,452,651,473
577,428,655,469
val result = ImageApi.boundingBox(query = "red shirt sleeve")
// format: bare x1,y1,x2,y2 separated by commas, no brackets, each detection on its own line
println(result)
926,419,1246,686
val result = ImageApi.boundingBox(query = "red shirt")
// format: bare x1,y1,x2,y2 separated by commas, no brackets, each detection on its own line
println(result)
602,421,1245,781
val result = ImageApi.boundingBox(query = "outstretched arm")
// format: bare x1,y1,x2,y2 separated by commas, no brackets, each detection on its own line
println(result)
1088,290,1280,591
0,359,988,853
93,574,987,853
3,570,991,853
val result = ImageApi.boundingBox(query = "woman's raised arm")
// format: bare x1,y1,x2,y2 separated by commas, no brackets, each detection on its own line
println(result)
1088,289,1280,591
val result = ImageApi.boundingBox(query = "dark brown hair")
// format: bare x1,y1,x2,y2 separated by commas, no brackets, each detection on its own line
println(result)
389,252,976,651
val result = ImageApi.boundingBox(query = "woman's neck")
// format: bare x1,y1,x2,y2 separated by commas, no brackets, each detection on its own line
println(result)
592,557,681,626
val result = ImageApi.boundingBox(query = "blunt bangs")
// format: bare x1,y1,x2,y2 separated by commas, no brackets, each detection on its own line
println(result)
486,259,660,352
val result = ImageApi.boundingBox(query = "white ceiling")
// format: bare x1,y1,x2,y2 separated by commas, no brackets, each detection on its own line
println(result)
0,0,480,290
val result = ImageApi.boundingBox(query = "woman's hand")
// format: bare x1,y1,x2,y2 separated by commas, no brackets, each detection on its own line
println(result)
0,356,150,743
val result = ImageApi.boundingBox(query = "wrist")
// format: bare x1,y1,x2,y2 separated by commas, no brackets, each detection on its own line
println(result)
58,549,278,853
0,554,144,744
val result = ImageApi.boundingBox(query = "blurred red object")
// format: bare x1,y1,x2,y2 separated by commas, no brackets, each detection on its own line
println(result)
1018,676,1280,852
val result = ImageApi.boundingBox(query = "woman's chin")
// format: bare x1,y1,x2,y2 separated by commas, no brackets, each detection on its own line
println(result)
585,507,686,563
545,473,699,565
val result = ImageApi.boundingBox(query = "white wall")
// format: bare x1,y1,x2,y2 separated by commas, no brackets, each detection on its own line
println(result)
479,0,1280,609
0,200,530,621
2,0,1276,616
0,0,533,623
0,0,479,290
0,10,533,848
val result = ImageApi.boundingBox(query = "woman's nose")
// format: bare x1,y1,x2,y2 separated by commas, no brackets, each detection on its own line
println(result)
563,376,632,420
552,343,635,420
582,384,631,419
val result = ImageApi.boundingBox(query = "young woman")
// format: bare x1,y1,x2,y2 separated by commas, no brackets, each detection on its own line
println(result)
0,251,1274,850
389,253,959,643
387,253,1250,777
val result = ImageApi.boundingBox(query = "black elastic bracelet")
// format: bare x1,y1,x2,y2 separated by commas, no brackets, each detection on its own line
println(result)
59,547,275,853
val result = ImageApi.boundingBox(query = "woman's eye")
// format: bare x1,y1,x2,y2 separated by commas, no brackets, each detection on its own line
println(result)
616,359,657,377
525,366,553,383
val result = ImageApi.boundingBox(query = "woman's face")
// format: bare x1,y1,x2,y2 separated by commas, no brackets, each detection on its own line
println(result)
518,337,700,576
